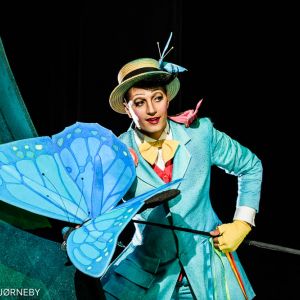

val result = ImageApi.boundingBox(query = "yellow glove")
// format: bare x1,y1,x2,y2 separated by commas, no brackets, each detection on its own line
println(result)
217,220,251,253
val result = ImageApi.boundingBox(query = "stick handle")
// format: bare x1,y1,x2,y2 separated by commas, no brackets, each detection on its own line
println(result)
244,239,300,255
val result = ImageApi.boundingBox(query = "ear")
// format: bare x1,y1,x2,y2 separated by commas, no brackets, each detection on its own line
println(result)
123,102,132,119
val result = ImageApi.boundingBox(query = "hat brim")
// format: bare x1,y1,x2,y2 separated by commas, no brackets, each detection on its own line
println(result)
109,71,180,114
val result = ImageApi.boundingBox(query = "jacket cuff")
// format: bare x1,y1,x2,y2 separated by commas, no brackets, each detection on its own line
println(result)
233,206,256,226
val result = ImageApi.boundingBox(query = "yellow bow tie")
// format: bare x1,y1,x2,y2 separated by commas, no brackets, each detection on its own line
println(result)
138,139,179,165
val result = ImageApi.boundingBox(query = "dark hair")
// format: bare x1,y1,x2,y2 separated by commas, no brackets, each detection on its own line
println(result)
124,73,176,101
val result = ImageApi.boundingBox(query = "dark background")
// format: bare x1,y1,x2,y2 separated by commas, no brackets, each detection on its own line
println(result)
0,1,299,299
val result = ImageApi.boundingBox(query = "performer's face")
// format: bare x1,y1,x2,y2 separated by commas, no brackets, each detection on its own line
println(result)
125,86,169,140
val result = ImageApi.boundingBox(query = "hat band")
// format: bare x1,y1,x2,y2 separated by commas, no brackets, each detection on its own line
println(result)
122,67,160,82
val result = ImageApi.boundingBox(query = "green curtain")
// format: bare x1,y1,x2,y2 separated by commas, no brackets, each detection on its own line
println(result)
0,38,38,143
0,37,50,230
0,37,80,299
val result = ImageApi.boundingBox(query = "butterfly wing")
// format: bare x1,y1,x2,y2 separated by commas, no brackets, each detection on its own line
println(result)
0,136,88,223
0,122,136,223
66,200,141,278
66,178,182,277
160,61,188,73
52,122,136,218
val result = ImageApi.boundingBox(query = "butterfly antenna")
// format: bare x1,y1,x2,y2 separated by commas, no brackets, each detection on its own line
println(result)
162,46,174,60
157,41,162,58
41,172,71,223
161,32,173,59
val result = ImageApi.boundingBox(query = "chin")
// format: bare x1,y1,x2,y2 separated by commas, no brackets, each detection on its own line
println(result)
140,119,167,138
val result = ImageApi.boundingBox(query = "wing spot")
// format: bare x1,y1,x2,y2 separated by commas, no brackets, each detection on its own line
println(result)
57,138,64,147
123,151,128,156
91,130,98,136
35,144,43,150
127,208,133,213
96,256,102,262
87,266,92,270
12,146,18,151
24,145,29,149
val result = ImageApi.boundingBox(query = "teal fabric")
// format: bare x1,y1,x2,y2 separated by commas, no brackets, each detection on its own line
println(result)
0,36,79,299
101,118,262,300
0,37,37,144
0,36,50,230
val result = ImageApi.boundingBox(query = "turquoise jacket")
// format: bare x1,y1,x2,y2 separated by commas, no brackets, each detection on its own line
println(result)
101,118,262,300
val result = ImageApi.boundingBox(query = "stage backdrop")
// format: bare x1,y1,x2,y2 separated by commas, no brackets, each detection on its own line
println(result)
0,1,299,299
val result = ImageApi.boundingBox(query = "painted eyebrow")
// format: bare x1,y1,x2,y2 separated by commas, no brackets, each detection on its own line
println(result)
131,89,164,100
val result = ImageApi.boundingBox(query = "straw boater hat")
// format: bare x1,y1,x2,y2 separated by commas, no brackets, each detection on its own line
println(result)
109,58,180,114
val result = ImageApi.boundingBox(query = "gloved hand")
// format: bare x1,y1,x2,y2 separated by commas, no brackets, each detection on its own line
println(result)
210,220,251,253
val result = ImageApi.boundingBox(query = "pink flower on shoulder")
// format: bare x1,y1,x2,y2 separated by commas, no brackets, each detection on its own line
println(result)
168,99,203,128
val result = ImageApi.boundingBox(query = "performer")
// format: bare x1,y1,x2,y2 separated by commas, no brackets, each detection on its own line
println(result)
100,50,263,300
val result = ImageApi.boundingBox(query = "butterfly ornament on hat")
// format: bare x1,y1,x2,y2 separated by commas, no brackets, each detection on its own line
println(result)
126,33,190,130
109,32,188,118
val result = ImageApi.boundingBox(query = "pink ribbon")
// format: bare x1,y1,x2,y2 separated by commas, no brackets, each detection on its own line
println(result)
168,99,203,127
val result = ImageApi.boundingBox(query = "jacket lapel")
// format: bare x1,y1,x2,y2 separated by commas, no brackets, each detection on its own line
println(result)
169,121,191,188
124,121,191,188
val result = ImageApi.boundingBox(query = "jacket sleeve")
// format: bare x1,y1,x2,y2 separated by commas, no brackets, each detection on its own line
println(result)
210,124,263,212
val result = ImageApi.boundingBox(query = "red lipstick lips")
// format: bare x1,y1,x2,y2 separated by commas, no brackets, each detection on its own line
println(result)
146,117,160,124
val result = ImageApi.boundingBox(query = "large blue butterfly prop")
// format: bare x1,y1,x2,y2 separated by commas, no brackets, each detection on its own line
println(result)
0,122,181,277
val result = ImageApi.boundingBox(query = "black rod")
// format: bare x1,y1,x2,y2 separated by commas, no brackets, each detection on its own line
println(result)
132,220,300,255
133,219,211,236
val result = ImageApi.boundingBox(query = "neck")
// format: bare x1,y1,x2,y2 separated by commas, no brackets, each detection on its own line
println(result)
140,129,164,140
